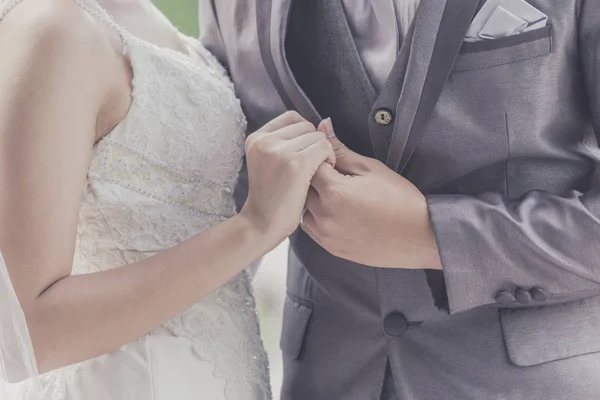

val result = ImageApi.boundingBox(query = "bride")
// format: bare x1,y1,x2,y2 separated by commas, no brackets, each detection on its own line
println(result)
0,0,335,398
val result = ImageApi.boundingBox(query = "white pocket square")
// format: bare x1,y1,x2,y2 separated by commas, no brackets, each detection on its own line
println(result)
465,0,548,42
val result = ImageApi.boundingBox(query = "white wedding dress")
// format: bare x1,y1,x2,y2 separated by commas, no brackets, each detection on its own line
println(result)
0,0,271,399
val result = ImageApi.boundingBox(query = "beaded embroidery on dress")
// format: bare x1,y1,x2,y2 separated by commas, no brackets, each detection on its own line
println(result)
0,0,271,399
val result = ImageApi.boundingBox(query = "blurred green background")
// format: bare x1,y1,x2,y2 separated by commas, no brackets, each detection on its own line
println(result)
153,0,199,36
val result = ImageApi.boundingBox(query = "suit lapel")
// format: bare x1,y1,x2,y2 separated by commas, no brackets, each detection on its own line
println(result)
256,0,321,125
258,0,481,164
386,0,481,172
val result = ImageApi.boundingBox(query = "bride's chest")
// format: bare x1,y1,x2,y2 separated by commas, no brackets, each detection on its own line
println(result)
94,40,246,187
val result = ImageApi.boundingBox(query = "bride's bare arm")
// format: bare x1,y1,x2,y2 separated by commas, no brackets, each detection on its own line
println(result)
0,4,333,374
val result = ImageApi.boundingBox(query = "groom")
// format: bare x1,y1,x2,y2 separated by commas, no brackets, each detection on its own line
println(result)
200,0,600,399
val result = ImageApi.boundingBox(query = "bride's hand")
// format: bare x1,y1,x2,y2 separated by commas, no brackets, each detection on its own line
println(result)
240,111,335,247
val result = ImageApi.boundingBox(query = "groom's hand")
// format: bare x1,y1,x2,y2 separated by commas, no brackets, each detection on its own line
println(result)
302,119,442,270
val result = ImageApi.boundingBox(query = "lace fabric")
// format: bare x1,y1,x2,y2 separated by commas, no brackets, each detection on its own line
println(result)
0,0,271,398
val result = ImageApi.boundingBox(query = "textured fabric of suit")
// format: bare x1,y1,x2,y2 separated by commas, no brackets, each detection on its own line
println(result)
286,3,399,397
199,0,600,398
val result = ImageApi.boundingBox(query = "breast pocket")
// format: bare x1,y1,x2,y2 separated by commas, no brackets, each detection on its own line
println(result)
453,25,553,72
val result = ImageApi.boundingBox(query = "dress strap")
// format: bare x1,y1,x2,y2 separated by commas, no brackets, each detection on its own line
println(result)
73,0,131,53
0,0,26,20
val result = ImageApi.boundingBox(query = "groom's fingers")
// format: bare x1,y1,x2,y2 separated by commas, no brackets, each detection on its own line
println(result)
318,118,370,175
311,163,341,194
305,187,320,212
318,119,350,156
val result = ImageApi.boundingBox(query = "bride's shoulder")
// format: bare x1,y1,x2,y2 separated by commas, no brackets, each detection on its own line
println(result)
0,0,113,66
0,0,127,132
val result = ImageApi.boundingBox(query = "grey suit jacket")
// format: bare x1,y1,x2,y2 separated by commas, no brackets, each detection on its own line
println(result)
199,0,600,398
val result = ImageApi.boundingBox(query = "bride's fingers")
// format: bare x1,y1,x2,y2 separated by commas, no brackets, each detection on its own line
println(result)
298,138,336,169
258,111,306,133
264,121,317,140
284,131,328,152
246,121,316,154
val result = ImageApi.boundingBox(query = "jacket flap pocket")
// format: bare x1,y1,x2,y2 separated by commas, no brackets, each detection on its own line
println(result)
454,25,552,72
500,296,600,367
280,295,313,360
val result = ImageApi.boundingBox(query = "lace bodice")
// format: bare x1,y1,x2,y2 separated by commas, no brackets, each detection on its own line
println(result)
0,0,271,399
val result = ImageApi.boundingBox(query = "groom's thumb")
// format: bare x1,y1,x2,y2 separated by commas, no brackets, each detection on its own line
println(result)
318,118,371,175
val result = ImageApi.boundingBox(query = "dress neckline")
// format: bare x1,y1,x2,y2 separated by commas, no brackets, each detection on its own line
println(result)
76,0,209,67
80,0,226,146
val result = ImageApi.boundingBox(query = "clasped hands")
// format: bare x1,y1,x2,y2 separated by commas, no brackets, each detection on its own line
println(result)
302,118,442,270
242,111,441,270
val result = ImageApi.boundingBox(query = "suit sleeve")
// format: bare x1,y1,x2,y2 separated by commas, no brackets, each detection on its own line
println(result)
197,0,228,68
425,0,600,315
198,0,249,210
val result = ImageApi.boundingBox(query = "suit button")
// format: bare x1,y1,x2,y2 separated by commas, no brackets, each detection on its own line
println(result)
374,108,394,126
530,286,548,302
515,288,532,304
384,312,408,336
495,290,515,304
